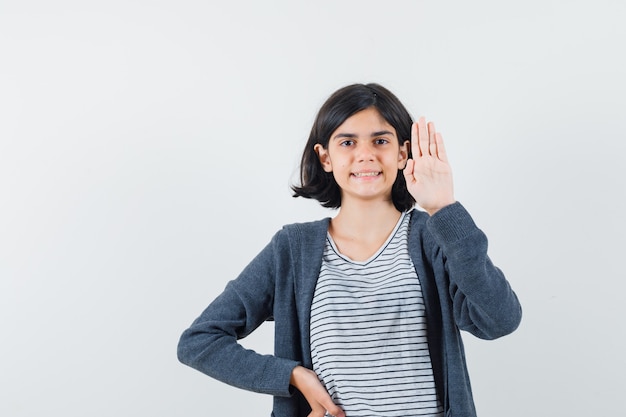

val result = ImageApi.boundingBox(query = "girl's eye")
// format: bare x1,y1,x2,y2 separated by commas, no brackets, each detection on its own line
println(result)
375,138,389,145
340,140,354,147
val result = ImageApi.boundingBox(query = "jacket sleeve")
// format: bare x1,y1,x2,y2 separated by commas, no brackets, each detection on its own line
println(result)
177,229,299,396
426,202,522,340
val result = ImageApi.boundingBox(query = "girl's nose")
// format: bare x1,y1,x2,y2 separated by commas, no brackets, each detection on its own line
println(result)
356,143,375,162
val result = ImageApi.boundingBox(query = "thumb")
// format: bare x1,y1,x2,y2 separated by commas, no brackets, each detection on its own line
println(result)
323,401,345,417
403,159,415,181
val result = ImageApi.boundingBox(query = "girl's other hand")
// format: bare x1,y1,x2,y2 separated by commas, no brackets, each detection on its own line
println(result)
290,366,345,417
403,116,455,215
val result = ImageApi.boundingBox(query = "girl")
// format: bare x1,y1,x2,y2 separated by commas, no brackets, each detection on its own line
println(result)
177,83,522,417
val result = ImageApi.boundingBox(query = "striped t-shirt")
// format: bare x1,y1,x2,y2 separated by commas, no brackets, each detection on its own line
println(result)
310,212,444,417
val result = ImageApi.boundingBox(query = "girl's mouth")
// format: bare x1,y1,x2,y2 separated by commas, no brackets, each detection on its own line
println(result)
352,171,381,178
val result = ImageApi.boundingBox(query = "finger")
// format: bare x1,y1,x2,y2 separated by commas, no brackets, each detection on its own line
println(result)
403,159,415,182
418,116,429,157
428,121,437,156
410,121,419,158
325,403,345,417
307,399,344,417
317,392,344,417
435,132,448,162
326,406,345,417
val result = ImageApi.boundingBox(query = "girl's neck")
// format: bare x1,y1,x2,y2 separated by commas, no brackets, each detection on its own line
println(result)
329,198,403,261
333,199,400,229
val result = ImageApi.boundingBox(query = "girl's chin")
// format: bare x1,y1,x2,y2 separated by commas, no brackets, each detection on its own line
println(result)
341,187,394,202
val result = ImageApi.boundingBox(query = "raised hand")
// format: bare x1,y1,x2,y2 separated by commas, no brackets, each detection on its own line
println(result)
403,116,455,215
290,366,345,417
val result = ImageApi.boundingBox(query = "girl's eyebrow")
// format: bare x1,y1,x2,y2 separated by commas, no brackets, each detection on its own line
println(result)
371,130,394,137
332,133,358,140
332,130,395,141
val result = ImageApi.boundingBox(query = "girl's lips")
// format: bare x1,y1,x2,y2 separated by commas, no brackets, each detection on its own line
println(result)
351,171,381,178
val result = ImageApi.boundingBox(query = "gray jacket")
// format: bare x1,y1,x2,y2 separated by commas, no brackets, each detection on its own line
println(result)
178,202,522,417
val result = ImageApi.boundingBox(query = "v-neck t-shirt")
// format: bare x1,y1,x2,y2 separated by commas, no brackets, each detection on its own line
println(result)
310,211,444,417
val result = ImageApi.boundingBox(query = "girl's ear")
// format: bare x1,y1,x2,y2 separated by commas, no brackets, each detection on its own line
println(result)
314,144,333,172
398,140,409,169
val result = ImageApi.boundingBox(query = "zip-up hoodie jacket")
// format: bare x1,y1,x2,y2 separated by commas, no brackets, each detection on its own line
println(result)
178,202,522,417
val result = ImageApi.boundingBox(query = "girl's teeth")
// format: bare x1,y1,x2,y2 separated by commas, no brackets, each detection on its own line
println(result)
354,172,379,177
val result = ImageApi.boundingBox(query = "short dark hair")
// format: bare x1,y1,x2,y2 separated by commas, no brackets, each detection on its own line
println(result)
292,83,416,211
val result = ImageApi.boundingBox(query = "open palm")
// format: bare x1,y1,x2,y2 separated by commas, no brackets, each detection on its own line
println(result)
403,117,455,215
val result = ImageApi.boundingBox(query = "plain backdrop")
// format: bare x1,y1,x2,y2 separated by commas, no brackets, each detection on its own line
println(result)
1,1,625,416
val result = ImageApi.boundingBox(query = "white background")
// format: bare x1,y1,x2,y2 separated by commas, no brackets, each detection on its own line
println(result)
1,1,625,415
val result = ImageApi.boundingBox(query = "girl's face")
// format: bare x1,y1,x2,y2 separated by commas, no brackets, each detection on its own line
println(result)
314,107,408,206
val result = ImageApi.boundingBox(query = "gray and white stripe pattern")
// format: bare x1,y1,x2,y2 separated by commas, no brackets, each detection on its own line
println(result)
310,212,444,417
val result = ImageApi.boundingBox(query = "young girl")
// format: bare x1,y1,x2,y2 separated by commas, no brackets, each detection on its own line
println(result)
177,83,522,417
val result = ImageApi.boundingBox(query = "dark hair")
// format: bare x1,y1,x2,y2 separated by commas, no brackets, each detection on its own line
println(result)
292,83,416,211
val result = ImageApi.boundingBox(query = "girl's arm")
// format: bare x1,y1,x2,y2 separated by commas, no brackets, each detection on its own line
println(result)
177,231,299,396
404,116,521,338
427,202,522,339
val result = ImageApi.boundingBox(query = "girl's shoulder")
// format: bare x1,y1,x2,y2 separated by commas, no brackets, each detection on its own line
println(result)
270,217,331,248
280,217,331,233
407,208,431,236
262,217,331,263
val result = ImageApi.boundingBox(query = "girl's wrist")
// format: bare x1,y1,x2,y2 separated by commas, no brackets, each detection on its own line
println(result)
425,199,456,216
